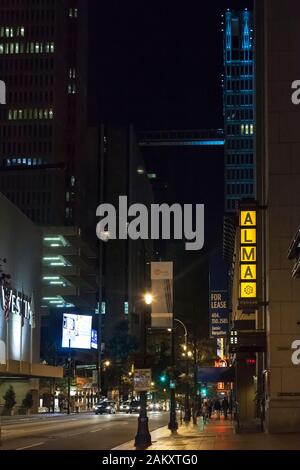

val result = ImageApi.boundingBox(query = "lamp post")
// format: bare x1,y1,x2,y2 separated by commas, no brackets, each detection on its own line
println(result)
174,318,191,423
134,293,152,449
168,318,178,433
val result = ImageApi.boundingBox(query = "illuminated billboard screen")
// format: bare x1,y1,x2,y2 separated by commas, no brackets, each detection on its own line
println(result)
91,329,98,349
62,314,92,349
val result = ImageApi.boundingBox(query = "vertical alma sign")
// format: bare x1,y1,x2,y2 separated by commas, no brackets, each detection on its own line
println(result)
239,207,257,308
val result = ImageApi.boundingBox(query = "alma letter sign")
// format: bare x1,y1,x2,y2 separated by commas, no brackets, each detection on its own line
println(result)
239,206,258,309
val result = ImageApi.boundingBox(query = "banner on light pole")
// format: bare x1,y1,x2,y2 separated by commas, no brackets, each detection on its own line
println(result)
150,261,173,328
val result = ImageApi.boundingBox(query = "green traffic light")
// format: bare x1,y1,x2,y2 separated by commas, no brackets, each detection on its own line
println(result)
160,375,167,383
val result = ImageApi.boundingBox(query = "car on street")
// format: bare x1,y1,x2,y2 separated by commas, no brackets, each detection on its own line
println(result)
119,400,131,412
147,402,163,411
94,401,117,415
127,400,141,413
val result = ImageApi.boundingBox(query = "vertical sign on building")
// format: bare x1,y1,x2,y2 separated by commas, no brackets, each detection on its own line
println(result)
239,206,257,309
209,251,229,338
151,262,173,328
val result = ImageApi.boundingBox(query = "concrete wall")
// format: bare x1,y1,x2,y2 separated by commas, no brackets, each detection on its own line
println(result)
261,0,300,432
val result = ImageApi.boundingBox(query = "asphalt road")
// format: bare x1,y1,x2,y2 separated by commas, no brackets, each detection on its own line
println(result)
0,412,168,450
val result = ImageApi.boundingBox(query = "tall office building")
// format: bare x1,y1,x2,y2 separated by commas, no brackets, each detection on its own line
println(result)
0,2,98,329
223,9,255,214
98,124,154,346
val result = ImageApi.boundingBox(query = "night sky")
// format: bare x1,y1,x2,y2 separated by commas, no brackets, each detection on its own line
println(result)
89,0,253,130
88,0,253,334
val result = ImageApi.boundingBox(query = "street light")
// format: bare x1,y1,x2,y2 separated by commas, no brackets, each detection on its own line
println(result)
174,318,191,423
134,293,152,449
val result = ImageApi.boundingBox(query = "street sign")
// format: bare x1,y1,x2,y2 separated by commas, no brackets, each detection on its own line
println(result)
133,368,152,391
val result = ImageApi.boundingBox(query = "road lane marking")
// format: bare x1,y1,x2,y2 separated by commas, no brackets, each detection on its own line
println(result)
89,427,103,433
17,441,45,450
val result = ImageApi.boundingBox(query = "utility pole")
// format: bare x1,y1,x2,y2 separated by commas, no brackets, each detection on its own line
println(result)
67,338,71,415
168,319,178,433
96,124,106,402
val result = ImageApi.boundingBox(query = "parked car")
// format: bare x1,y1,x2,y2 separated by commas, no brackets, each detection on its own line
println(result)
128,400,141,413
94,401,117,415
147,402,163,411
119,400,131,412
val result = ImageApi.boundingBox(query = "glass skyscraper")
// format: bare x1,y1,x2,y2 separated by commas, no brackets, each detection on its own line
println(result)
223,9,255,213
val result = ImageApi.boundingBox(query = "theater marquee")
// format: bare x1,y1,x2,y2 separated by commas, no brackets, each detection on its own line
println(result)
239,207,258,310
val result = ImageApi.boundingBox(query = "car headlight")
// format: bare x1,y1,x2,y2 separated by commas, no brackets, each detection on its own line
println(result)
137,406,141,410
106,406,111,409
155,404,160,409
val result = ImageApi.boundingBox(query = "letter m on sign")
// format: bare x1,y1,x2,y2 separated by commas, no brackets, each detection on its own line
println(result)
241,246,256,262
0,80,6,104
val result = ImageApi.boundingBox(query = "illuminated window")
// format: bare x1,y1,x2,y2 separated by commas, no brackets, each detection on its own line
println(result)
124,301,129,315
0,44,3,54
20,27,25,37
240,124,244,135
49,108,54,119
245,124,249,135
69,8,73,17
101,301,106,315
8,110,12,120
5,27,9,37
70,175,75,186
250,124,254,135
68,83,72,94
15,43,19,53
50,42,54,53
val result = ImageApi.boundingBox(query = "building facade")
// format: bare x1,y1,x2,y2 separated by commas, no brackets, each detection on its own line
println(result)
98,124,153,347
0,1,99,355
0,193,62,414
223,9,256,214
228,0,300,433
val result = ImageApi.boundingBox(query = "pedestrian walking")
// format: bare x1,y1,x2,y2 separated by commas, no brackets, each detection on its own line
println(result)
202,401,209,425
214,398,221,419
222,396,229,420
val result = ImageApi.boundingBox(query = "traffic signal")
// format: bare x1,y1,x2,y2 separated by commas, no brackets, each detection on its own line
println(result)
159,374,167,383
200,385,207,397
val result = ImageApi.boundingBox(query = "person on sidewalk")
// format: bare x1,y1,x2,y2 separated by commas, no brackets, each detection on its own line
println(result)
214,398,221,419
222,397,229,420
208,399,213,419
202,401,209,425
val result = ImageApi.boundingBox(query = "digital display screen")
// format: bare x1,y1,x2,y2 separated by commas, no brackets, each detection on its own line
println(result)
62,313,92,349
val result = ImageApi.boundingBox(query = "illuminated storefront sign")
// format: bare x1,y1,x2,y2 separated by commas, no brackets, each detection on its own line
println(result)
0,286,33,325
239,207,257,309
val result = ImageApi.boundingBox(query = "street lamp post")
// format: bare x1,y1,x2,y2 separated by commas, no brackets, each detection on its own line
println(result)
134,293,152,449
168,319,178,433
174,318,191,423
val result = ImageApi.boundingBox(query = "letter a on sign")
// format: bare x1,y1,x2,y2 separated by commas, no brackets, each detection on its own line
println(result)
240,211,256,226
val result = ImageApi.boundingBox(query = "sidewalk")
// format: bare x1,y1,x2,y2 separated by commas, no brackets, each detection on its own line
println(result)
114,416,300,450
